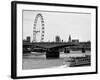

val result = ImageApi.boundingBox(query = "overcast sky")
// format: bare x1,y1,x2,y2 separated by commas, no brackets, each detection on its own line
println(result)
23,10,91,42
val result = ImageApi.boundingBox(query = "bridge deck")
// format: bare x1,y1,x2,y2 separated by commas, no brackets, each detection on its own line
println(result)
23,42,78,49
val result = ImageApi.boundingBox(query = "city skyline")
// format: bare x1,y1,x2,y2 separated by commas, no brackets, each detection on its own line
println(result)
23,35,91,43
23,10,91,42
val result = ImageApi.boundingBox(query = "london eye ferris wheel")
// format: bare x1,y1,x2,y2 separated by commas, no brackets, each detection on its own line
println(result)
33,13,45,42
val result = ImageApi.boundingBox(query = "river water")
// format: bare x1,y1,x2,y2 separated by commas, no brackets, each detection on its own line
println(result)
22,51,90,70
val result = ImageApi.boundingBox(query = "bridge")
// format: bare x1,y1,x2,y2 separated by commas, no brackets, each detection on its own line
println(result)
23,42,80,58
23,42,78,48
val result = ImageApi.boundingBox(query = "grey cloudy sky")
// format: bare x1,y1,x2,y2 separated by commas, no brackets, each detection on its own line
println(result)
23,10,91,42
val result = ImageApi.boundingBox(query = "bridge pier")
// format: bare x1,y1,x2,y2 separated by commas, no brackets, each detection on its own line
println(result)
46,50,60,59
82,48,85,53
64,48,70,53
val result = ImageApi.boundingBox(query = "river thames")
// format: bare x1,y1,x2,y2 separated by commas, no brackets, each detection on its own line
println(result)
22,51,90,70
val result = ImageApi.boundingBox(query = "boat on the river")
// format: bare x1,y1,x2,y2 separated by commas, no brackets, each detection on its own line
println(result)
65,55,91,67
